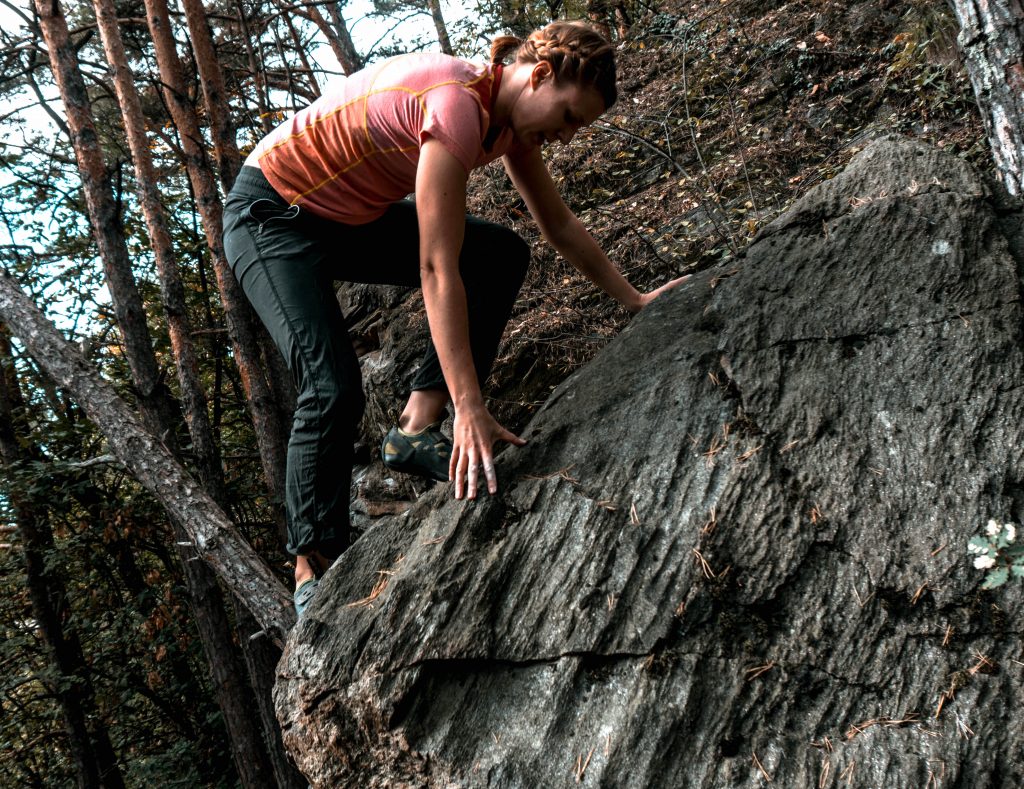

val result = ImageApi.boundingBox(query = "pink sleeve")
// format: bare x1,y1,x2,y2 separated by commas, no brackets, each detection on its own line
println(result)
420,85,485,174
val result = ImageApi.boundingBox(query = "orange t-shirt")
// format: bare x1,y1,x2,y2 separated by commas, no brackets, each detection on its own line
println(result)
253,54,513,225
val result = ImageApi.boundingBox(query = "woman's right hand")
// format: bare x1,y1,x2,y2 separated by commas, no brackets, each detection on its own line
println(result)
414,140,526,498
450,402,526,499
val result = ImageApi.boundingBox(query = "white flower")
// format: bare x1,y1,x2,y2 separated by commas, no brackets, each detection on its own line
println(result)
968,543,986,555
1006,524,1016,543
986,519,1001,537
974,555,996,570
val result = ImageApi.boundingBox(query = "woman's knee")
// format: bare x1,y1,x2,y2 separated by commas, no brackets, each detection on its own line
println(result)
462,222,531,281
294,375,365,432
505,230,531,278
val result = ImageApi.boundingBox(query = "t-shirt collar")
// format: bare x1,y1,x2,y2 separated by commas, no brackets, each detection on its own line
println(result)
483,63,504,152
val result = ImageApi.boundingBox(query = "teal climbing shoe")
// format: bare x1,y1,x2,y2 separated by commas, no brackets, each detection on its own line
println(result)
381,422,451,483
293,578,319,618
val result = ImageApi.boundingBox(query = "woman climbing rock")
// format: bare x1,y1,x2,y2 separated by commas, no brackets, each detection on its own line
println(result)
222,20,686,616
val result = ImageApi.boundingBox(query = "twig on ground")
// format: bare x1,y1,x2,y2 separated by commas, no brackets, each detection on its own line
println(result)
845,713,919,740
752,751,772,783
701,506,717,535
911,582,930,605
745,661,775,681
574,747,595,782
693,547,716,578
346,555,404,608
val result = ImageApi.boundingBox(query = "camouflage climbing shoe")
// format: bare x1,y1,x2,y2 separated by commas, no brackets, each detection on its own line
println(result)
381,422,451,483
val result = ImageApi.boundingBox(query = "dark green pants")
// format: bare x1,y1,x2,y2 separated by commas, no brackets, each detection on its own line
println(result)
222,167,530,557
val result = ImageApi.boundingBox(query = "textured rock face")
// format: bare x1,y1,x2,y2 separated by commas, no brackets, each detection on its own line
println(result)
275,138,1024,788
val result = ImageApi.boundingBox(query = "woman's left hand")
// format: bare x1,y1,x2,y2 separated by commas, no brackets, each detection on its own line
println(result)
629,274,691,313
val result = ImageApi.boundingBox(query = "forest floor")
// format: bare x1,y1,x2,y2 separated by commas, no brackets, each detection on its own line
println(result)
348,0,988,523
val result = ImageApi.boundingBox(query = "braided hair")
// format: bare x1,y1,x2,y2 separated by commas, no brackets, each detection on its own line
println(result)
490,21,617,110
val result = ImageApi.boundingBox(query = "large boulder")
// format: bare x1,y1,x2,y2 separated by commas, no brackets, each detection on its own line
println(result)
275,137,1024,788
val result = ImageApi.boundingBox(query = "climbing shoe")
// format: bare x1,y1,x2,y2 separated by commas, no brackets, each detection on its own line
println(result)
293,578,319,618
381,422,451,483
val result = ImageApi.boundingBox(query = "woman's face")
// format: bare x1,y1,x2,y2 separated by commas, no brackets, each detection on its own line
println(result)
511,63,606,149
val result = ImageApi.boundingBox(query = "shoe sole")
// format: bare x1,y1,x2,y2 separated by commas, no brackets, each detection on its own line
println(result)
382,456,449,484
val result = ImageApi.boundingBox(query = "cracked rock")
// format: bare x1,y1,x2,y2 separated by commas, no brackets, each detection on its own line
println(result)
275,137,1024,787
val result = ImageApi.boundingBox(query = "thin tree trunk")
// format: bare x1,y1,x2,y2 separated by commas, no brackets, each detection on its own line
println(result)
0,331,126,789
951,0,1024,196
425,0,454,54
180,556,276,787
235,0,274,134
235,604,309,789
193,242,225,436
271,19,299,107
180,0,243,193
294,0,362,75
0,271,296,643
284,13,321,97
143,0,289,507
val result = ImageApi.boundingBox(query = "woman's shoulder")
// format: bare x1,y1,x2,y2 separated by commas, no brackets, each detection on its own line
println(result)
373,52,489,92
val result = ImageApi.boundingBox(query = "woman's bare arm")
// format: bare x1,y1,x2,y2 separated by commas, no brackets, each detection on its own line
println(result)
504,145,687,311
416,139,525,499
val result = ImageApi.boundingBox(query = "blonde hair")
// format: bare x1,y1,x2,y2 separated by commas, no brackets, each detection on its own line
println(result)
490,21,617,109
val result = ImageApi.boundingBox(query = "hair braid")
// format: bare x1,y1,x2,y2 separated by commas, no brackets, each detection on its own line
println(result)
489,20,617,109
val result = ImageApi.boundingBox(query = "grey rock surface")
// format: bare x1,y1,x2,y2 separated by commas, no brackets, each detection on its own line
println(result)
275,138,1024,788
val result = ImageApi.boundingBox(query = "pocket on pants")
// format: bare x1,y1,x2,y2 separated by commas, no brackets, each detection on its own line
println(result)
244,198,301,234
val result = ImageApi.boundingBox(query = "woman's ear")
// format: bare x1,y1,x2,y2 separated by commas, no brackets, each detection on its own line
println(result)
529,60,553,90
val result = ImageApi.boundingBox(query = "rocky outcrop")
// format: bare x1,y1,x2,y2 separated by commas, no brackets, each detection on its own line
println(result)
275,137,1024,788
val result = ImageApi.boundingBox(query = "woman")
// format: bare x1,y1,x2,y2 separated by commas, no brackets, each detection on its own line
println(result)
222,20,686,615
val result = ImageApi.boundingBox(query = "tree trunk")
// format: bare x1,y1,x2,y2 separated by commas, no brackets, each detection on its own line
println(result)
0,331,126,789
951,0,1024,196
92,10,300,780
235,603,309,789
179,553,276,788
179,0,243,193
0,272,295,643
234,0,274,134
283,13,321,98
425,0,454,55
143,0,290,508
296,1,362,75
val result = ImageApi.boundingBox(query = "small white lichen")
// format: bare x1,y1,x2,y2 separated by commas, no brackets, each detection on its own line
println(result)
974,555,996,570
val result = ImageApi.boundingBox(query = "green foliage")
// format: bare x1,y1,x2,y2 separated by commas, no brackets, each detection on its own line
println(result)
968,520,1024,590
